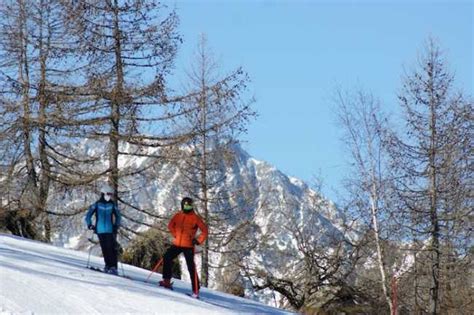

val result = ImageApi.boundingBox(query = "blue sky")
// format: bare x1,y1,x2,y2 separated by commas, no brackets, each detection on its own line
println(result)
170,0,473,200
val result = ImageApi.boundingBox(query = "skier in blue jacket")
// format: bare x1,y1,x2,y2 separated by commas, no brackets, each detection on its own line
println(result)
85,185,121,275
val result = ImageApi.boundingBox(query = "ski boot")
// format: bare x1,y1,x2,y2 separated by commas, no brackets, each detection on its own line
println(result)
159,278,173,289
108,267,118,275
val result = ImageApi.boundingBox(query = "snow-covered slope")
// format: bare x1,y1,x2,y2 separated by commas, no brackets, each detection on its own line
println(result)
0,234,293,314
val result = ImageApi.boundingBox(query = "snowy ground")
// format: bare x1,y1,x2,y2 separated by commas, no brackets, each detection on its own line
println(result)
0,234,293,314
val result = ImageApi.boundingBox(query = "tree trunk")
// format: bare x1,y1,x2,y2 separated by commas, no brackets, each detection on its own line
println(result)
110,0,124,198
38,3,52,241
200,82,209,287
369,191,393,313
428,83,440,315
18,0,39,240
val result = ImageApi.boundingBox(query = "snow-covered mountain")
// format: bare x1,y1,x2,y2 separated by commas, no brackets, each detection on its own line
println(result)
46,141,345,308
0,234,293,314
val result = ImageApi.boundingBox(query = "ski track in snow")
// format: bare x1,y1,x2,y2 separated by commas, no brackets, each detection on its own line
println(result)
0,234,293,315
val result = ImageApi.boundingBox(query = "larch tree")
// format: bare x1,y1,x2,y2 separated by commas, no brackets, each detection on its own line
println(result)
0,0,85,240
61,0,189,235
172,34,256,287
386,39,472,314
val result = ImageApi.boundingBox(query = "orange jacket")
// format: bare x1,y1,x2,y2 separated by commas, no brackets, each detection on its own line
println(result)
168,210,208,248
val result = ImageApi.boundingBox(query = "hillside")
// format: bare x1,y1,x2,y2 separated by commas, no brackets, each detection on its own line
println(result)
0,234,293,314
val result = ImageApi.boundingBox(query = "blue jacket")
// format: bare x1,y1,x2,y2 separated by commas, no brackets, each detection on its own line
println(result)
85,198,121,234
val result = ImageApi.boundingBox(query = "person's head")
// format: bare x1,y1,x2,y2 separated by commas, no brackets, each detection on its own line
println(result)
181,197,194,213
100,185,114,202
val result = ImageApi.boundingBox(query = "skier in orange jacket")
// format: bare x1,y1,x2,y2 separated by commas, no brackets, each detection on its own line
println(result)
159,197,208,298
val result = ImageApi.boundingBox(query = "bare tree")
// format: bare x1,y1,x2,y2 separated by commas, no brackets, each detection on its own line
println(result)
0,0,84,239
0,0,36,238
0,1,254,247
172,34,256,287
386,39,472,314
58,0,191,234
63,0,179,181
0,0,194,241
336,88,396,314
240,190,366,313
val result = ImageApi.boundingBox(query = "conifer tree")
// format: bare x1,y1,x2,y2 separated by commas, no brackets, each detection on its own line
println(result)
172,34,256,287
387,39,472,314
0,0,85,239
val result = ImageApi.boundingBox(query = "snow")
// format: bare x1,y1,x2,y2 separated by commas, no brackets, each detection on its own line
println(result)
248,158,264,167
63,235,81,249
288,177,303,187
0,234,293,315
394,252,415,278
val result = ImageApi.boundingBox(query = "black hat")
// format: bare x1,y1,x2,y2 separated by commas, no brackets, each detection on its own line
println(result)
181,197,194,212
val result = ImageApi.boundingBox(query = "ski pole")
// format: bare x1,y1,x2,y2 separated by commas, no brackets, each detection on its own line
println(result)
192,246,199,295
145,258,163,283
86,230,96,268
120,261,126,277
86,246,93,268
113,233,126,277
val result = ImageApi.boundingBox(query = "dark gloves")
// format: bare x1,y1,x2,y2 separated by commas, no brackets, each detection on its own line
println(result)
113,225,119,234
192,238,199,246
88,225,95,230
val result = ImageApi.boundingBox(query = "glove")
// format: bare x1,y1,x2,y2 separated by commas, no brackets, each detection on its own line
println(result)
113,225,119,233
88,225,95,230
192,238,199,246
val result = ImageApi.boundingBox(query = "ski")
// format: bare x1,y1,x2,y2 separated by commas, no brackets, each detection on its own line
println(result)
158,285,203,302
184,293,230,309
186,293,199,299
87,266,103,272
157,281,174,290
86,266,131,279
86,267,220,307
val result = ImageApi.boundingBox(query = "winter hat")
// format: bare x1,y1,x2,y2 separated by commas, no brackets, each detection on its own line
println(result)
100,185,114,195
181,197,194,212
100,185,114,201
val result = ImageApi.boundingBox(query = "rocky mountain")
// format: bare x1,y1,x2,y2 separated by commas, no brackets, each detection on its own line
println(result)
48,141,345,307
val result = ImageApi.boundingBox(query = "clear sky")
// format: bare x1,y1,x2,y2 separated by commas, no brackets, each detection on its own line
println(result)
170,0,473,200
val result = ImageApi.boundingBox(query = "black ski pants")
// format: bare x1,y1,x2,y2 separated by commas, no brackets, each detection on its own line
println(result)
98,233,118,269
162,245,200,294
